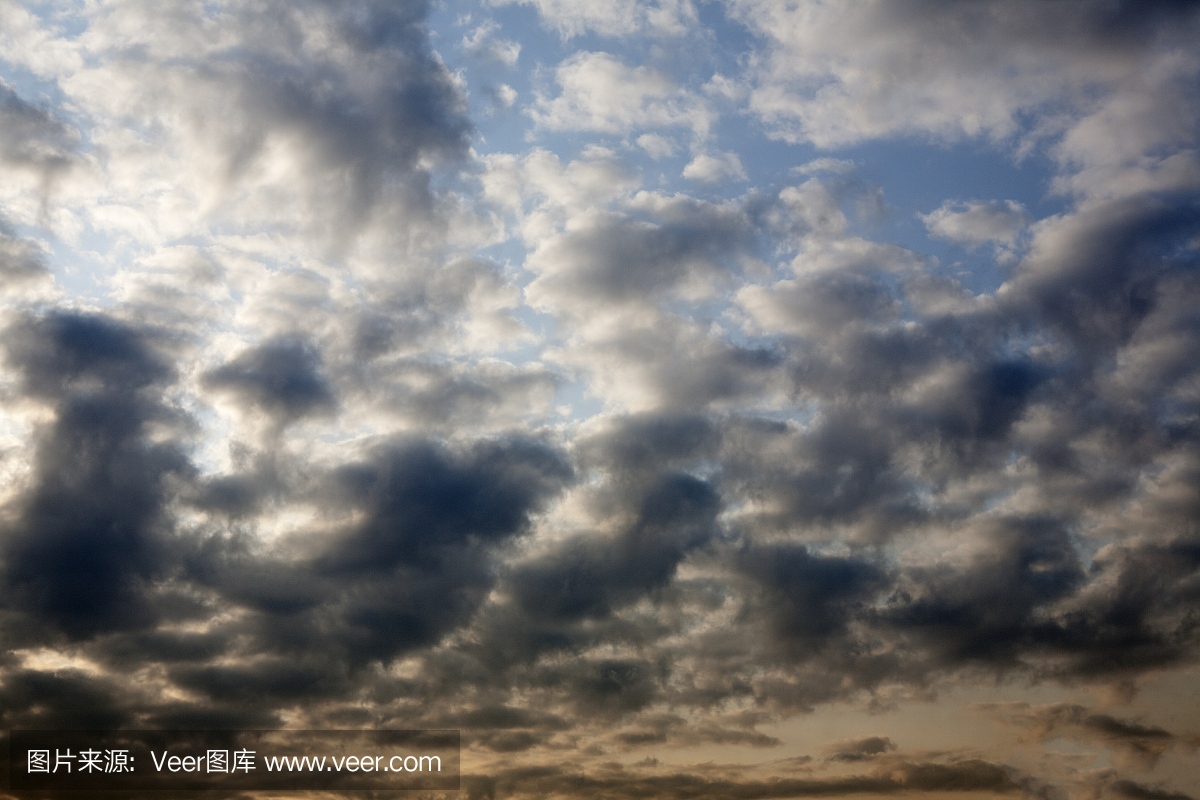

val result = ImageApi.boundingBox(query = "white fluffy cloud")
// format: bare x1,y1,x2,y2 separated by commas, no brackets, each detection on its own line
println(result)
461,19,521,65
490,0,697,38
727,0,1200,160
922,199,1030,247
529,51,714,141
682,151,747,184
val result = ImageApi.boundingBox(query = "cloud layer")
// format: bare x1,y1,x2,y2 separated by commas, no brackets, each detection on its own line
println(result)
1,1,1198,799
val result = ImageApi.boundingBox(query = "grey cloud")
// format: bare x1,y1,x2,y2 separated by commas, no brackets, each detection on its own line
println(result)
563,658,663,717
168,656,352,707
718,412,929,543
203,336,336,422
0,222,50,286
737,544,885,657
140,701,283,732
319,435,572,573
0,82,78,189
579,412,719,476
881,516,1085,668
735,0,1200,148
823,736,897,762
1110,782,1195,800
345,258,524,349
558,315,784,413
476,730,545,752
1046,536,1200,679
526,195,752,310
1000,192,1200,355
364,358,561,430
182,435,573,673
980,702,1181,772
613,715,782,749
78,0,471,251
438,705,572,731
190,463,284,519
738,271,902,338
88,629,231,668
508,471,719,622
609,710,784,749
465,757,1019,800
1,5,1198,799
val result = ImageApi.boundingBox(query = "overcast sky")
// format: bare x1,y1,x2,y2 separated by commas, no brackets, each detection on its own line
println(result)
1,1,1199,798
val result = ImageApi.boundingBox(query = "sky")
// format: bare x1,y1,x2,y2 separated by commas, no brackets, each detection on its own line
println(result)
0,1,1199,799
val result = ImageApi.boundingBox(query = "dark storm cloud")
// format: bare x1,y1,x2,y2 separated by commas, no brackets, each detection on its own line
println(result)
0,667,131,730
89,629,231,667
0,311,192,641
0,310,575,721
190,463,284,519
319,435,572,573
737,543,885,657
1048,536,1200,678
203,336,335,422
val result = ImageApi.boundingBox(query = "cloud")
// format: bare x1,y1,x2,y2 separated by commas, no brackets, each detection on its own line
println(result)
203,336,336,424
0,2,1198,799
822,736,897,762
1110,781,1196,800
0,311,191,641
13,0,473,257
0,81,79,197
683,152,747,184
529,52,714,141
637,133,675,160
979,702,1184,771
507,471,719,623
491,0,697,38
922,199,1030,248
0,221,50,289
728,0,1200,151
524,191,752,311
492,83,518,108
462,21,522,66
792,158,857,176
465,757,1020,800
